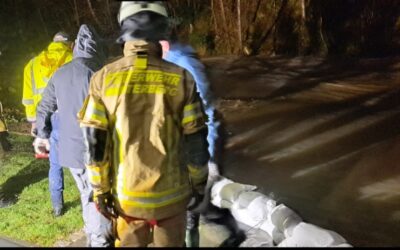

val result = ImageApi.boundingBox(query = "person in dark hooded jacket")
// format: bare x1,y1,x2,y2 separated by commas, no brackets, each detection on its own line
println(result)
35,24,113,247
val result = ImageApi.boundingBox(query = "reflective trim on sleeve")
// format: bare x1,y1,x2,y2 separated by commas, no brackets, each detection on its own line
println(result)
22,99,34,105
87,163,111,194
30,58,37,96
182,113,203,125
84,113,108,126
34,87,46,95
87,98,106,113
88,167,101,175
183,103,201,112
182,102,203,125
89,175,102,184
188,164,208,184
30,58,48,96
82,98,108,127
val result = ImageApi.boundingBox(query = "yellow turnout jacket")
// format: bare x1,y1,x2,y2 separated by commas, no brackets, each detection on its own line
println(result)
79,40,208,220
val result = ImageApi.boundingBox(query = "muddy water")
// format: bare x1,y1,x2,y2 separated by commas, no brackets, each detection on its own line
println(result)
205,56,400,247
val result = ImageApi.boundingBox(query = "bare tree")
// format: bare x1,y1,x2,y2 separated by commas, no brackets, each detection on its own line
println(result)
105,0,115,30
86,0,102,31
252,0,289,55
218,0,231,52
237,0,242,53
73,0,80,27
211,0,218,35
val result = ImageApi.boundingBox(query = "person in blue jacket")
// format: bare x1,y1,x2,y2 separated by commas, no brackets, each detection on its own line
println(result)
160,37,222,247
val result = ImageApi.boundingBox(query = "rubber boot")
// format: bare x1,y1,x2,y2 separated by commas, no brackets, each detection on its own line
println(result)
185,228,200,248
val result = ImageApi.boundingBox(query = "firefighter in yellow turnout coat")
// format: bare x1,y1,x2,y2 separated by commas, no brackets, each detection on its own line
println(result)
79,1,209,247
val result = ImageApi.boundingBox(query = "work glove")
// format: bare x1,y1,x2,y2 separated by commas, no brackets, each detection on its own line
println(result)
30,122,37,137
94,192,118,220
33,137,50,155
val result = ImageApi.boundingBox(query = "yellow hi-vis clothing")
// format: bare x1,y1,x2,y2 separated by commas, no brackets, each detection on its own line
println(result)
79,40,208,221
22,42,73,122
0,102,7,132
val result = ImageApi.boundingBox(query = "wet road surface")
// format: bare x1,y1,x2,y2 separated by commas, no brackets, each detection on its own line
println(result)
205,55,400,247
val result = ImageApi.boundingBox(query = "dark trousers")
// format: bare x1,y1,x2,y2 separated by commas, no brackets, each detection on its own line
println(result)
48,114,64,209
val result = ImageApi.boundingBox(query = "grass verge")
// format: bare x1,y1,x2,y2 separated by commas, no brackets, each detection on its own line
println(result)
0,133,83,247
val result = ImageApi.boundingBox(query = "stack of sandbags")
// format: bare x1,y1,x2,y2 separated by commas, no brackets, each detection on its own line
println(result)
210,177,352,247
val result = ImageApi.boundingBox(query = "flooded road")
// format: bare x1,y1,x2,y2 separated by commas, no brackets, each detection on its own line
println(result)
205,56,400,247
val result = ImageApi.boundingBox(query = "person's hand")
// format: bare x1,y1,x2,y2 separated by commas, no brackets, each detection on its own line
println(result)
94,192,118,220
33,137,50,155
30,122,37,137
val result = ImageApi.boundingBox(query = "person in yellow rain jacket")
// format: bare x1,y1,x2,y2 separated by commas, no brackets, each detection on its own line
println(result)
22,32,73,136
78,1,209,247
22,32,73,217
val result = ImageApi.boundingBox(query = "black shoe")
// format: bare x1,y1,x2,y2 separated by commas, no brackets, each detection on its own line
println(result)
53,207,63,217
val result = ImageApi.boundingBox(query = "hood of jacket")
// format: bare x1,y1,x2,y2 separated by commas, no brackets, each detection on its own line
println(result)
73,24,107,64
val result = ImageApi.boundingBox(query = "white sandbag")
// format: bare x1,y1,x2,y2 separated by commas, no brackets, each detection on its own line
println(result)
211,196,234,208
236,191,263,209
231,205,260,228
210,177,256,207
211,196,222,207
220,199,233,209
279,236,350,248
260,220,286,245
278,237,300,247
218,182,257,204
269,204,302,237
277,222,348,247
246,196,277,224
229,195,275,229
240,228,274,247
282,215,302,238
211,178,233,201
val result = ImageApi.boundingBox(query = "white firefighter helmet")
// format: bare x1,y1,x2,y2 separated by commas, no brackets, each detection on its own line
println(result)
118,1,168,26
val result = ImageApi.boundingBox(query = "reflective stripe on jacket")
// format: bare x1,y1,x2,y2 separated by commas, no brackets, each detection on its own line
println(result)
79,40,207,220
22,42,73,122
